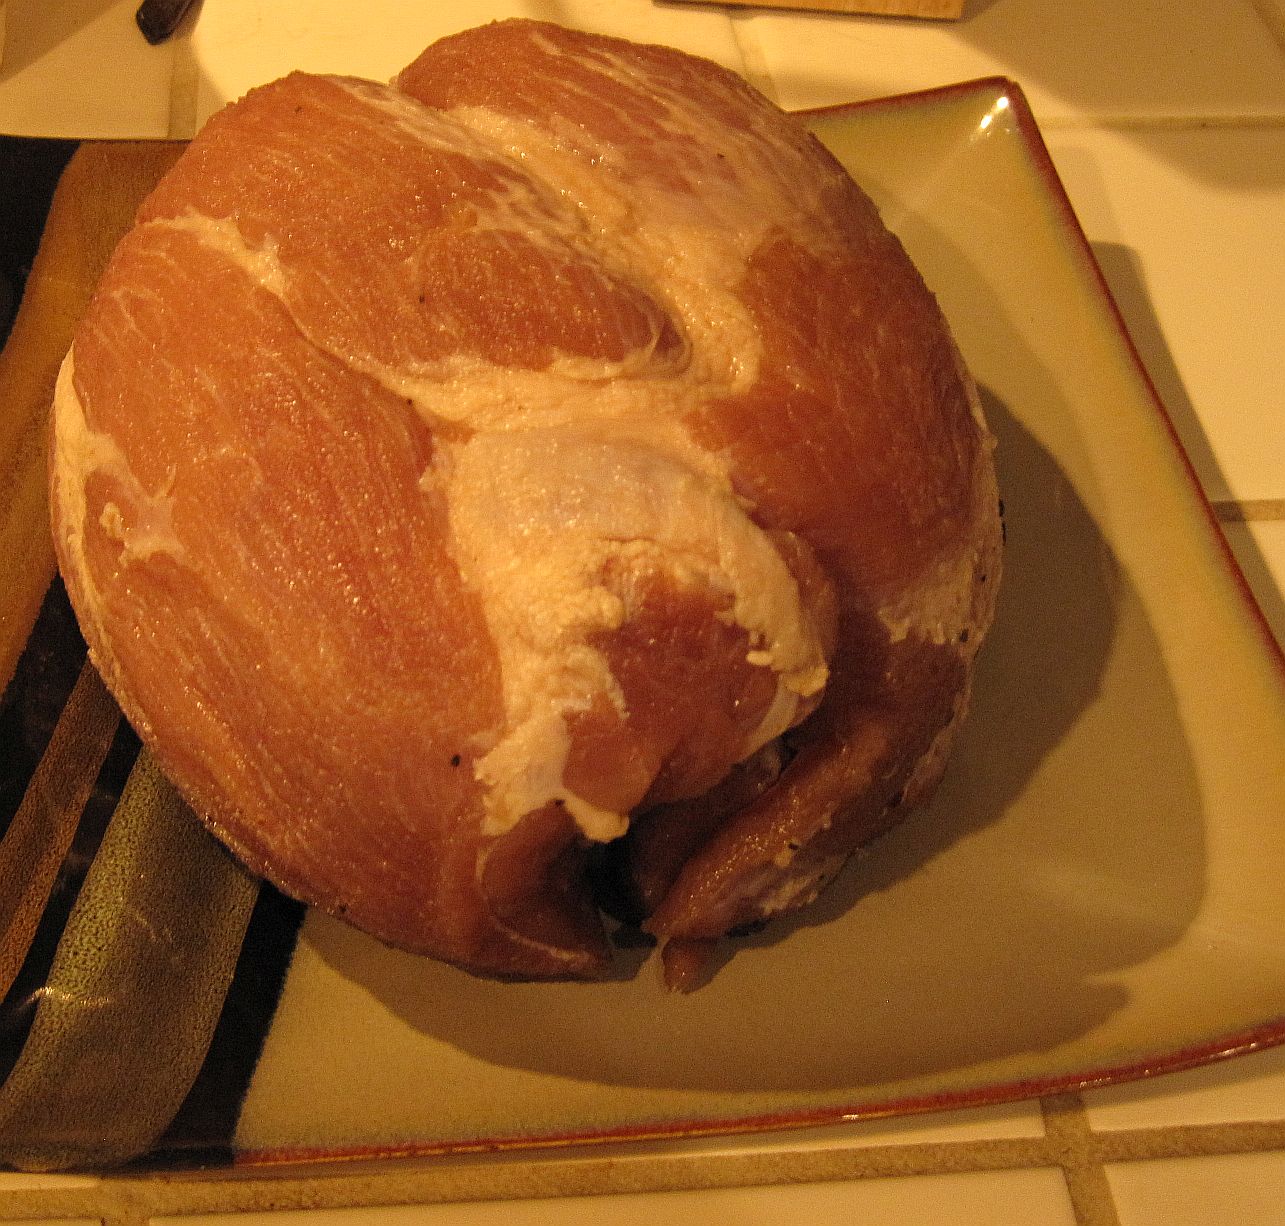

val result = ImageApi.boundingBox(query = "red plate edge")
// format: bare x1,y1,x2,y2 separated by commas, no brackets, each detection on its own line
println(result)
231,1023,1285,1171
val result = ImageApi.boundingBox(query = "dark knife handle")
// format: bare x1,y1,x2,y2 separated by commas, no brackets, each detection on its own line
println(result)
135,0,199,46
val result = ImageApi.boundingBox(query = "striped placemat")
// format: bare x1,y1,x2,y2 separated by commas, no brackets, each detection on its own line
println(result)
0,142,303,1172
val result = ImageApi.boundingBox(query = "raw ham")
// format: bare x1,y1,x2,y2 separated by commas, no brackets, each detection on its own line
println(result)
49,20,1002,987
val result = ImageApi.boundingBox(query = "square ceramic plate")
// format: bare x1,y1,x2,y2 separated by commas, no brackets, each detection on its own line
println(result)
3,77,1284,1172
221,77,1285,1162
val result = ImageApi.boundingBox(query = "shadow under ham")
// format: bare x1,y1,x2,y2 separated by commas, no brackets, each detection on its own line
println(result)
298,394,1204,1095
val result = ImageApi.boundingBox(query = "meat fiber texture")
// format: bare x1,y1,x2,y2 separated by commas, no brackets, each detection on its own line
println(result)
49,20,1002,989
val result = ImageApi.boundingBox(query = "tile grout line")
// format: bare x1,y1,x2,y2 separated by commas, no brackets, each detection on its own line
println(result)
1037,112,1285,132
727,11,781,108
1092,1119,1285,1163
166,30,200,142
1042,1094,1123,1226
1215,498,1285,522
2,1115,1285,1218
0,1139,1059,1220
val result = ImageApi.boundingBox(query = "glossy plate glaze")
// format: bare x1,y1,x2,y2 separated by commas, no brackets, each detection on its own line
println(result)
222,77,1285,1163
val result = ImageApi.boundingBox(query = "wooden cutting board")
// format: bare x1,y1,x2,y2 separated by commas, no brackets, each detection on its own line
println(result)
668,0,965,18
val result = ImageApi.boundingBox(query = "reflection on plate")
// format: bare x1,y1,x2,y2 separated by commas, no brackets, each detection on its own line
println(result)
224,78,1285,1162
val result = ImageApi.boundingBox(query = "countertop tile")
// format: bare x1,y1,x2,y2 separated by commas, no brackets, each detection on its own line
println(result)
184,0,746,132
740,0,1285,117
1083,1044,1285,1130
152,1168,1078,1226
1107,1150,1285,1226
1041,124,1285,503
0,0,174,138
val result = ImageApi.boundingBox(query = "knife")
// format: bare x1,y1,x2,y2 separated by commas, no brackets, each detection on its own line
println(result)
136,0,199,45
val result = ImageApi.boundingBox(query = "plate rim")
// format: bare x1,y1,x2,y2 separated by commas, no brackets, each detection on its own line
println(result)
218,75,1285,1171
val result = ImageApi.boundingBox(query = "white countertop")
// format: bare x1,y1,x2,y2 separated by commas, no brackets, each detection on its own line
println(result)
2,2,1283,1222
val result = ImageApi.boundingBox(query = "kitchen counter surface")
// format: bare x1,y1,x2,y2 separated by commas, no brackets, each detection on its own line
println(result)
1,2,1283,1222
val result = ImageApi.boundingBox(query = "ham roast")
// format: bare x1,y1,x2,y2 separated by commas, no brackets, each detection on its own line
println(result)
49,20,1002,989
